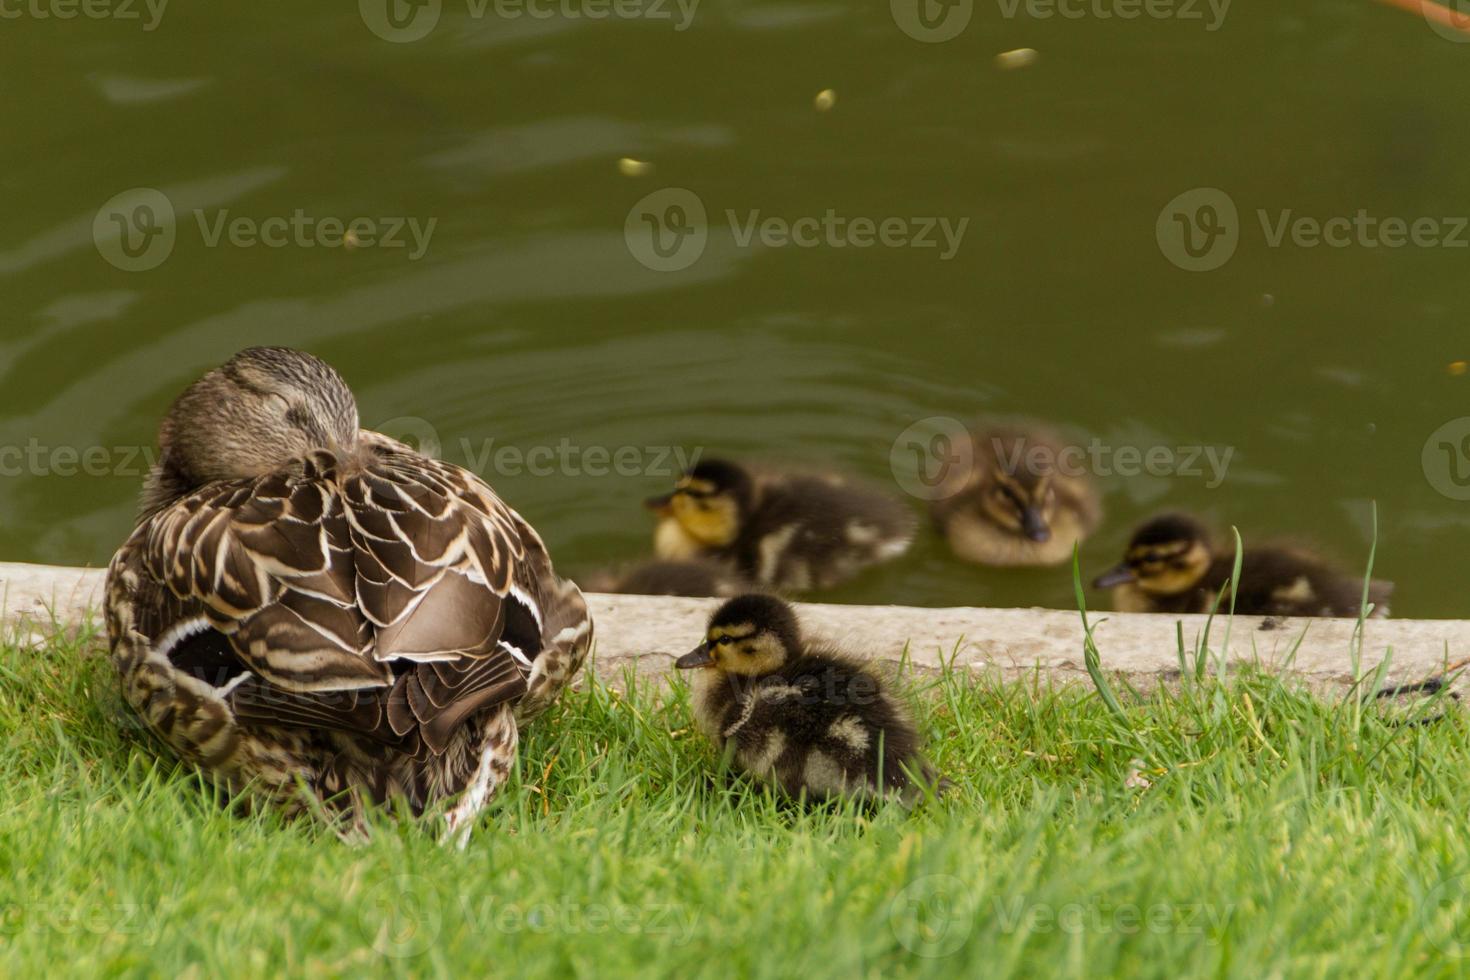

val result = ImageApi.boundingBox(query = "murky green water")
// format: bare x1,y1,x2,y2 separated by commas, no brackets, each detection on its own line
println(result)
3,2,1468,617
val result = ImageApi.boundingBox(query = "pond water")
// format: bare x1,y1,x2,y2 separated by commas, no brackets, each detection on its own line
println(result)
3,1,1468,617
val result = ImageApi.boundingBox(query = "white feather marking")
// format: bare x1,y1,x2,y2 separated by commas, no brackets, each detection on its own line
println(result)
508,584,543,632
498,641,533,669
153,616,212,660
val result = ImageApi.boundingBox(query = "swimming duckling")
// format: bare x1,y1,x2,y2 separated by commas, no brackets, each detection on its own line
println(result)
587,558,751,598
646,459,915,591
1093,513,1393,618
930,423,1101,567
675,594,942,805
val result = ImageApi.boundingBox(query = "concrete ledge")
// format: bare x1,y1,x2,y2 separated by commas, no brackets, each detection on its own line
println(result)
5,561,1464,690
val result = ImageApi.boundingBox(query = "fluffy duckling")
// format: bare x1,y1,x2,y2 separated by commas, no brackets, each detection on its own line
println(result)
646,459,914,591
587,558,750,598
1093,513,1393,618
930,424,1101,567
675,594,942,805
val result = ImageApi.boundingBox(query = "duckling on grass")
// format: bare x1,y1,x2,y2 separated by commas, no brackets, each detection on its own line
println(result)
675,594,943,806
646,459,915,592
1093,513,1393,618
930,423,1101,567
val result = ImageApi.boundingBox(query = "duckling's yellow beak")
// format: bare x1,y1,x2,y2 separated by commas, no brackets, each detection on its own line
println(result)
675,642,715,669
1093,564,1136,589
1020,506,1051,543
645,492,675,517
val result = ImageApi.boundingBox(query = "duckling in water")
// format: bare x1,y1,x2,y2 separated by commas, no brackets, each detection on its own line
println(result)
675,594,942,805
930,424,1101,567
1093,513,1393,618
587,558,750,598
646,459,915,591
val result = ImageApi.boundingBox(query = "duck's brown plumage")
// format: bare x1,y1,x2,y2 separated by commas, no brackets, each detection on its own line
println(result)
105,348,592,839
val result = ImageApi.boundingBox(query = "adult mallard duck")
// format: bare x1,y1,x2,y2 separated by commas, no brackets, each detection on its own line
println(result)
1093,512,1393,619
929,422,1101,567
675,594,944,805
104,347,593,843
644,459,914,592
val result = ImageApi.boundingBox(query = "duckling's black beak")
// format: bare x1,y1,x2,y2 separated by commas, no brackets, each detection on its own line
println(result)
1093,564,1137,589
1020,507,1051,543
645,492,675,516
675,642,715,669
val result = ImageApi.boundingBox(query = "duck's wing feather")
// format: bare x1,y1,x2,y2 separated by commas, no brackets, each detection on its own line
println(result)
127,438,561,753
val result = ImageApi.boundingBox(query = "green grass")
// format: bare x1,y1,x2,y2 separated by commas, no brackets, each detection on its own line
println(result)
2,619,1469,978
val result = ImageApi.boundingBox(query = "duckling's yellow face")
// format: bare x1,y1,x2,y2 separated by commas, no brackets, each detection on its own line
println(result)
649,476,742,549
676,621,789,677
978,471,1056,543
1112,538,1212,595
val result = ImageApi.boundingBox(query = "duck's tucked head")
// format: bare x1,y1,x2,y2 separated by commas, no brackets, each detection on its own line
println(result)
645,459,753,552
1094,513,1213,595
144,347,360,509
676,593,800,677
976,430,1058,543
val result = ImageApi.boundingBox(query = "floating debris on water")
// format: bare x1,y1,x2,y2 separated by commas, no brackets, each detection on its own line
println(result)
995,48,1038,71
1449,360,1468,376
618,157,653,177
814,88,837,112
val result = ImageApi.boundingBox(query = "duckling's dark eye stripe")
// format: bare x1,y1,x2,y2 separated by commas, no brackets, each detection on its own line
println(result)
680,488,716,500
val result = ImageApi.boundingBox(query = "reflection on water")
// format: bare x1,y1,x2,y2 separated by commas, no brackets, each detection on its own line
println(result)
2,2,1468,616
